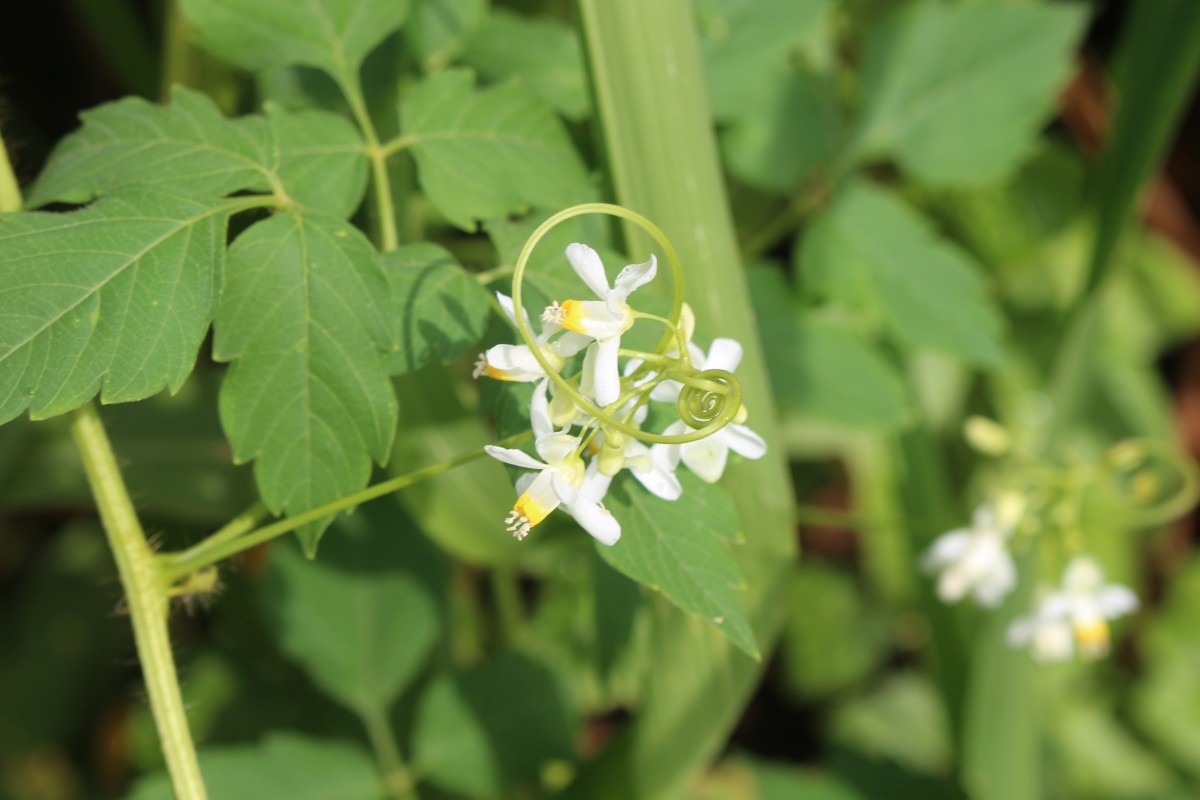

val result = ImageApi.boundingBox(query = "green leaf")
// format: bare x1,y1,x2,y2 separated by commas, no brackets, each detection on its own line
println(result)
1052,704,1178,799
1086,0,1200,295
261,504,442,715
695,0,831,119
28,87,368,218
747,264,908,429
852,0,1086,186
213,211,397,554
462,8,589,120
696,758,865,800
266,104,368,217
799,181,1005,366
27,87,273,207
406,0,489,72
125,733,386,800
779,564,888,700
383,242,490,374
180,0,410,78
0,187,229,424
830,672,951,776
412,650,577,798
719,67,839,194
400,69,592,231
597,473,757,658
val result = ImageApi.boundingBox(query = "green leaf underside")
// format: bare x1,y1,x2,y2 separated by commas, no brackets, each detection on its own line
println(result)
0,187,228,424
401,69,592,231
384,242,490,374
462,8,590,120
263,531,441,715
28,87,367,217
598,472,758,658
747,265,908,429
180,0,410,77
695,0,832,120
214,210,397,554
801,181,1005,366
126,733,385,800
854,0,1086,185
413,651,577,798
405,0,488,71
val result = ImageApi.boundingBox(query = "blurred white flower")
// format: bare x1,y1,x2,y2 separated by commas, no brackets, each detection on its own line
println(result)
1008,555,1138,661
922,505,1017,607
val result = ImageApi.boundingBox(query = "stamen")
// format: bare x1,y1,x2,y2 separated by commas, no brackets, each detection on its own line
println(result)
505,509,532,541
542,302,566,324
472,353,487,379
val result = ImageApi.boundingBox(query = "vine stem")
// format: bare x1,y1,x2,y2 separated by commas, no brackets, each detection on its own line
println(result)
70,404,207,800
337,71,399,252
361,706,419,800
162,431,534,581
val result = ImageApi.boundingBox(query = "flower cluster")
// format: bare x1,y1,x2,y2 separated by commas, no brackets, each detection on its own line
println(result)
476,243,766,545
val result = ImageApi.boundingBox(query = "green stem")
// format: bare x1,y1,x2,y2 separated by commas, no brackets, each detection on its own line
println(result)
162,431,533,581
339,72,399,252
380,134,418,158
361,706,419,799
71,405,207,800
490,567,524,645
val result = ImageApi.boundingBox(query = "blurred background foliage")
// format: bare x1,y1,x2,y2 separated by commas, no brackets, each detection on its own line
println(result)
1,0,1199,798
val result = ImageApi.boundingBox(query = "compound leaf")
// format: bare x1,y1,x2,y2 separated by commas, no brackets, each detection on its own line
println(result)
401,69,591,231
0,187,229,424
214,210,397,555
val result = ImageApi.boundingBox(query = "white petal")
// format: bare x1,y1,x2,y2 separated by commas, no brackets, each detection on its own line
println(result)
552,471,580,505
591,336,622,408
1062,555,1105,594
581,462,614,503
725,423,767,460
485,445,548,471
565,243,611,298
565,300,628,340
609,254,657,310
535,432,579,467
973,551,1017,608
1097,585,1139,619
515,472,536,496
661,420,688,469
567,496,621,545
922,529,972,571
680,434,729,483
483,344,546,382
1006,617,1035,647
631,450,683,500
704,338,743,374
494,292,531,330
553,332,591,358
530,380,553,440
650,378,682,403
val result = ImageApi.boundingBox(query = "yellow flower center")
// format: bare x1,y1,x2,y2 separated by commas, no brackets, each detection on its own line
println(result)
1074,617,1111,658
559,299,587,333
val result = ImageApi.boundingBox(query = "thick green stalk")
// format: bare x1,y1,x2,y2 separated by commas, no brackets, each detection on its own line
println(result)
0,133,20,213
574,3,796,797
71,405,207,800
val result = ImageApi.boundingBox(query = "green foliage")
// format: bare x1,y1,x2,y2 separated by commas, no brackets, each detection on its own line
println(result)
180,0,409,78
598,473,758,658
126,733,386,800
406,0,489,72
384,242,490,374
799,181,1006,366
462,8,589,120
748,265,908,429
214,211,397,553
400,69,592,230
412,650,578,798
852,0,1086,185
0,187,230,424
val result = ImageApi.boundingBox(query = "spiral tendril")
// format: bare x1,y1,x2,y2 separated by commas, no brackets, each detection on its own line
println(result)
677,369,741,429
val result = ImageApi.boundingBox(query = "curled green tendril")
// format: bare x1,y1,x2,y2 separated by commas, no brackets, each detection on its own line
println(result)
511,203,742,445
1102,438,1200,526
676,369,741,429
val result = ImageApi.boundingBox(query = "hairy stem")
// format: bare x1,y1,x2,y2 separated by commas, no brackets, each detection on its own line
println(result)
163,431,534,581
71,404,207,800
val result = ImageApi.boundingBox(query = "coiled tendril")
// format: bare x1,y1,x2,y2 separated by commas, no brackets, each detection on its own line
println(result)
510,203,743,445
1102,439,1200,526
677,369,741,430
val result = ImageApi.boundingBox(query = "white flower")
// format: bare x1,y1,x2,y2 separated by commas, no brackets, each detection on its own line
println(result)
661,338,767,483
474,293,589,383
1005,597,1075,662
592,426,682,501
922,505,1016,607
484,382,620,545
1008,555,1138,660
542,243,657,408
